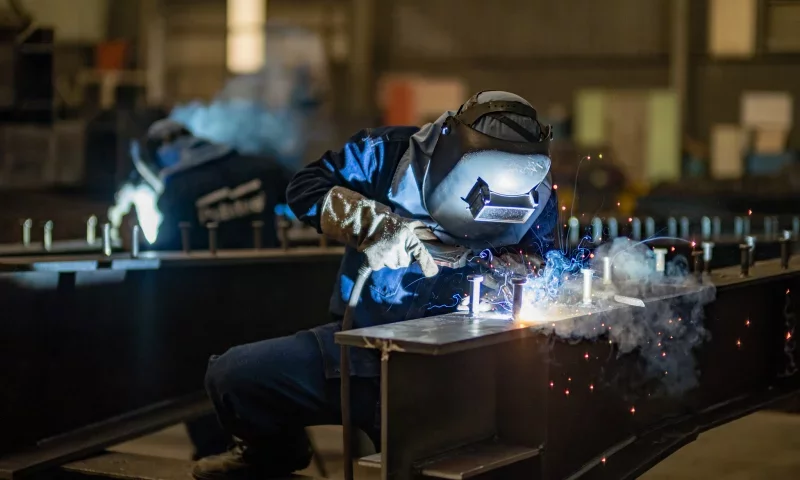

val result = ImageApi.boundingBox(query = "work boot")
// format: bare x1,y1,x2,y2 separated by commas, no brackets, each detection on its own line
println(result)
192,443,312,480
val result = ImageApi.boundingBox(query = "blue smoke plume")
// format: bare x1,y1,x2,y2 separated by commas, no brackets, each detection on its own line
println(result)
169,99,302,170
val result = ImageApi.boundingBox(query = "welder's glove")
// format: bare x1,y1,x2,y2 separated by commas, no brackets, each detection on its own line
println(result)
320,186,439,277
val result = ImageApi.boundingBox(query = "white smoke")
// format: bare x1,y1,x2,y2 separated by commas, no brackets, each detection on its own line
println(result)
170,99,302,166
510,238,716,396
168,25,331,170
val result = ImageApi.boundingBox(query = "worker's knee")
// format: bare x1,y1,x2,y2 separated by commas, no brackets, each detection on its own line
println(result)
204,345,270,402
205,334,315,402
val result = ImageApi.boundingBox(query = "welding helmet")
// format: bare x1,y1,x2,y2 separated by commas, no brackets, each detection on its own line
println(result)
129,119,191,193
423,91,553,248
130,118,234,195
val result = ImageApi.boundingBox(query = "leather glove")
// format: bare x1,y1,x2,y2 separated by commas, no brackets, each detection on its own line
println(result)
320,186,439,277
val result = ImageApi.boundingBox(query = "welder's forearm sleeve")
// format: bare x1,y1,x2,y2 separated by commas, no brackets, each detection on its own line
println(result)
319,186,439,277
286,130,382,232
319,186,390,247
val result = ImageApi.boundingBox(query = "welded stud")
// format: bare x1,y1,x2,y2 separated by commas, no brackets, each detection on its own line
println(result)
602,257,612,285
740,244,750,277
712,216,721,240
87,215,97,244
102,223,112,257
702,242,714,274
653,248,668,275
764,217,774,239
591,217,603,243
607,217,619,239
21,218,32,247
734,217,744,238
631,217,642,241
251,220,264,250
179,222,191,253
511,276,527,320
645,217,655,239
780,233,791,270
568,217,580,246
278,215,291,251
581,269,594,305
467,275,484,315
43,221,53,252
701,216,711,240
692,250,703,282
679,217,690,240
667,217,677,239
131,225,140,258
745,235,756,266
207,222,218,255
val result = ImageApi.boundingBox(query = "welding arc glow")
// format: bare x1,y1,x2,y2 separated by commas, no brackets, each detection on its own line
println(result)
479,235,714,396
108,182,164,244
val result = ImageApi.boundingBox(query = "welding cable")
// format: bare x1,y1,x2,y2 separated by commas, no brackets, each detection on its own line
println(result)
341,261,372,480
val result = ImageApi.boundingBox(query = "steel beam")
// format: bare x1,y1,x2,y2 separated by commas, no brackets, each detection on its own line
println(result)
0,247,343,476
337,258,800,479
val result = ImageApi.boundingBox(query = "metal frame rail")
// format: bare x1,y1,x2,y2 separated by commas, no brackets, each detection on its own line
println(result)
0,248,344,479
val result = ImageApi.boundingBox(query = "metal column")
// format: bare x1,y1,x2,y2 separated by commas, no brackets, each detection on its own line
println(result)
349,0,376,119
671,0,690,140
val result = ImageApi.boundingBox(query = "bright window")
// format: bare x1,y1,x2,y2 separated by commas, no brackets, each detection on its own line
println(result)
707,0,757,57
227,0,267,73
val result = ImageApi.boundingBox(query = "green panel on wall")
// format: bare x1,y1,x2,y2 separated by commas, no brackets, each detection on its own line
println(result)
646,90,681,184
574,90,606,147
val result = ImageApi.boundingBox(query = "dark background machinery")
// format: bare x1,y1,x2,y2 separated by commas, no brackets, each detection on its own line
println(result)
635,163,800,218
0,0,53,125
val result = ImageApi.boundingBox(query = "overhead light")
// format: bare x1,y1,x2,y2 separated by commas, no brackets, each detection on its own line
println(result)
227,0,267,74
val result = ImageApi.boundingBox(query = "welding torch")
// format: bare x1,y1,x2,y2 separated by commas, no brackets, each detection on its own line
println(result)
340,240,470,480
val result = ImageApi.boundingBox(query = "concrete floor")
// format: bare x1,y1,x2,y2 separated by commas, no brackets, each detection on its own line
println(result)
112,411,800,479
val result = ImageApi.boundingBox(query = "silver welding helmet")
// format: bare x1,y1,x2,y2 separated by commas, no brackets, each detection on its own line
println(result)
422,92,553,248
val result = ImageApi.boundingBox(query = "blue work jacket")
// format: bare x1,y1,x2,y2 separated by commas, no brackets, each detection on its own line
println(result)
154,151,291,251
287,126,558,378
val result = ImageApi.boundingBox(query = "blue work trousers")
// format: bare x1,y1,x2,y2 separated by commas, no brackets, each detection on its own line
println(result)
204,327,380,468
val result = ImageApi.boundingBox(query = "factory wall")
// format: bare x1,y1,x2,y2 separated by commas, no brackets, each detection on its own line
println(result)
44,0,800,154
374,0,672,115
691,61,800,148
688,0,800,148
157,0,348,105
375,0,800,153
23,0,109,43
161,0,227,102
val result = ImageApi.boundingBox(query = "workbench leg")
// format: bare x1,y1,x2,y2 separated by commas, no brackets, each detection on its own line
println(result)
379,349,496,480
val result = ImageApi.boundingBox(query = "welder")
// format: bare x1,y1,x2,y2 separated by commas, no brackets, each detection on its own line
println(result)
194,91,559,479
108,119,292,251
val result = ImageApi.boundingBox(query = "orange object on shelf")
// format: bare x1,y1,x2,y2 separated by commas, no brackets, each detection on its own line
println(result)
96,40,128,71
383,80,415,126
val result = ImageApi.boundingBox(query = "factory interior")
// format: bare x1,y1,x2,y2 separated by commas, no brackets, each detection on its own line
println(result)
2,0,800,479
